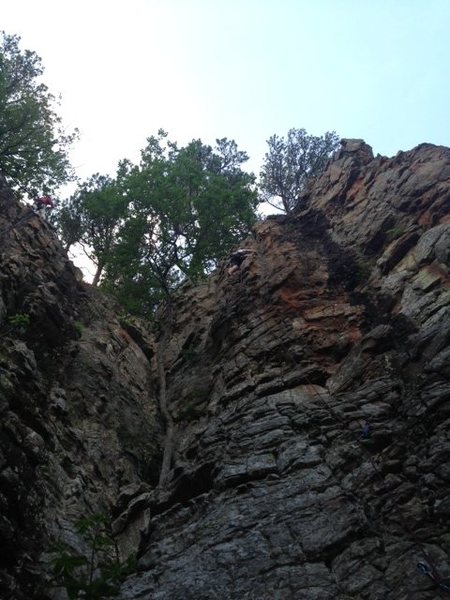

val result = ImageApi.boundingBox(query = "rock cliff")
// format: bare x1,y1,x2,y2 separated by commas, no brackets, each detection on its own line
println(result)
1,140,450,599
0,179,159,598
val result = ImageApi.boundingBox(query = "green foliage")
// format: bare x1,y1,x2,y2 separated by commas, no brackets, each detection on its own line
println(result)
386,226,405,242
51,513,136,599
73,321,84,335
52,199,84,253
0,31,78,193
259,128,340,213
55,130,258,315
55,173,128,286
7,312,30,328
353,260,373,285
107,132,258,311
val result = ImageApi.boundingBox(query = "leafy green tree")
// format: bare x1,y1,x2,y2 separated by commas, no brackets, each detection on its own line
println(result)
56,173,128,286
0,31,78,193
52,199,84,253
104,131,258,314
259,128,340,213
55,131,258,313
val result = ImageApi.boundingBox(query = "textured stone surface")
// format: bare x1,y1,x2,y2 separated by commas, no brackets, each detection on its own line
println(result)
0,190,159,598
121,141,450,599
1,140,450,599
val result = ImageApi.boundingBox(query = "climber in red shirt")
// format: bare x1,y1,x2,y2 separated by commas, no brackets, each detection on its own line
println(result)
33,194,55,219
35,195,54,209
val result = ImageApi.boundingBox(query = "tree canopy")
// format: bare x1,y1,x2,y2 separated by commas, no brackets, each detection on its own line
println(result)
0,31,77,193
56,131,258,315
259,128,340,213
57,173,128,286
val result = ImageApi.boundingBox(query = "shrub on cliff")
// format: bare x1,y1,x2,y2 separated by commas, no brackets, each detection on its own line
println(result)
259,128,340,213
51,513,135,599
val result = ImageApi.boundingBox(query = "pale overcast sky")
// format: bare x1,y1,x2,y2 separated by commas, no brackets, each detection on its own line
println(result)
3,0,450,188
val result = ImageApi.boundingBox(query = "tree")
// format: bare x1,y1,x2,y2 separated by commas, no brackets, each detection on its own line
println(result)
55,130,258,315
56,173,128,286
259,128,340,213
0,31,78,193
52,200,83,254
103,131,258,315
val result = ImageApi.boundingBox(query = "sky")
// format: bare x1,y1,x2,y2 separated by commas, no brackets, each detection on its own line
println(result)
2,0,450,276
3,0,450,179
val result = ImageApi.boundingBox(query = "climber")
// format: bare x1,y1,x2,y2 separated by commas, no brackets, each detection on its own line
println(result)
360,422,371,440
33,194,55,219
418,560,450,594
227,248,255,276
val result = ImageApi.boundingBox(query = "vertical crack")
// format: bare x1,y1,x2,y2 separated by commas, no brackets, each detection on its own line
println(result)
156,306,176,488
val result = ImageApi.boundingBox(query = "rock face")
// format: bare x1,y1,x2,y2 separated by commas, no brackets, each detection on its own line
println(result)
0,184,159,598
1,141,450,599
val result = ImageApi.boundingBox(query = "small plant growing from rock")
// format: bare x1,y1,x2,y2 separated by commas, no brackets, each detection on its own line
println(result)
386,226,406,242
353,260,373,286
7,312,30,329
73,321,84,335
51,513,135,599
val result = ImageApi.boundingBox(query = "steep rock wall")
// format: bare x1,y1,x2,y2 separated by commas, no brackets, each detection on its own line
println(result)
120,141,450,599
0,182,159,599
0,140,449,599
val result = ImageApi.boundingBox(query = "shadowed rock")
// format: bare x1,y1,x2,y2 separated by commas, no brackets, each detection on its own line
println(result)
1,140,450,599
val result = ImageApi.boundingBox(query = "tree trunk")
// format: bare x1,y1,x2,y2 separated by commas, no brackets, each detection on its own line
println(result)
92,262,104,287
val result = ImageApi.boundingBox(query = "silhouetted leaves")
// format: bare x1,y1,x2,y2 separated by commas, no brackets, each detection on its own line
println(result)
260,128,339,213
0,31,78,193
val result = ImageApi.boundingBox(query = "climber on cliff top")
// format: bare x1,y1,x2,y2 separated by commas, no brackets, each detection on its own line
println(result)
227,248,255,276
